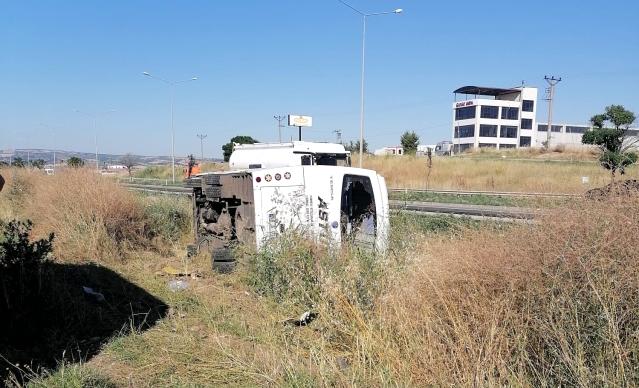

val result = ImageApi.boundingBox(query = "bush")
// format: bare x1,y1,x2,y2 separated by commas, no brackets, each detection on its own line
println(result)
244,233,387,311
142,195,191,244
0,220,53,328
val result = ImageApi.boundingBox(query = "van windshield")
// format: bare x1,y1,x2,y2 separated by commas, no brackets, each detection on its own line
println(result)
340,175,376,246
316,153,350,167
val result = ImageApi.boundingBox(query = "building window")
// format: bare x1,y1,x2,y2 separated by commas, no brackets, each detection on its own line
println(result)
519,136,531,147
480,105,499,119
522,100,534,112
551,125,562,132
479,124,498,137
454,125,475,138
565,126,588,134
455,106,476,120
537,124,547,132
479,143,497,148
501,107,519,120
499,144,516,149
500,125,518,138
521,118,532,129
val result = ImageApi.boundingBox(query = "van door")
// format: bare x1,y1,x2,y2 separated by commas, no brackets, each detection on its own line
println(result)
340,174,378,250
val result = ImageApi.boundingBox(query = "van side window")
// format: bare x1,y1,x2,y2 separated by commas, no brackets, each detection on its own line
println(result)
341,175,376,245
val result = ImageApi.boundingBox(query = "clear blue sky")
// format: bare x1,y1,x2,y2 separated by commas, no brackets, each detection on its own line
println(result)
1,0,638,158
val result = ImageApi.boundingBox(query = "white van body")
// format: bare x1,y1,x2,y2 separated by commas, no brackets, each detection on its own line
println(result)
186,165,389,269
229,141,351,170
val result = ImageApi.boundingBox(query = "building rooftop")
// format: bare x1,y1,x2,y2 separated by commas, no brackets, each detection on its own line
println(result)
453,85,521,97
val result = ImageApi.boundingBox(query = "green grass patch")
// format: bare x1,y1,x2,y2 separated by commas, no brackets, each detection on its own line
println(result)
390,190,531,207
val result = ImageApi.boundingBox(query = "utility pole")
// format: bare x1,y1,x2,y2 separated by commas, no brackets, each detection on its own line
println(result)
196,134,207,161
333,129,342,144
544,75,562,149
274,115,286,143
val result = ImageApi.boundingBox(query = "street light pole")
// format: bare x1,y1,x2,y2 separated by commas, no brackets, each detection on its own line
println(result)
75,110,115,173
338,0,403,167
143,71,198,183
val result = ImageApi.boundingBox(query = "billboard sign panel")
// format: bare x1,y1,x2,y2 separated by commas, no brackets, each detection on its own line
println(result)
288,115,313,127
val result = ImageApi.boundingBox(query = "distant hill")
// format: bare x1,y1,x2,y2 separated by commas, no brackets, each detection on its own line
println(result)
0,149,222,165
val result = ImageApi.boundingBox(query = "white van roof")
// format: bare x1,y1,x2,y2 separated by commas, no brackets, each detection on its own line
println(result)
234,141,349,154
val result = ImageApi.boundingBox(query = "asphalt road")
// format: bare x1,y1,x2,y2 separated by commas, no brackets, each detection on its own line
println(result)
122,183,535,220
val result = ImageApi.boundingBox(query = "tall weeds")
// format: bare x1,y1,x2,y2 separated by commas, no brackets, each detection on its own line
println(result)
1,169,191,263
243,198,639,386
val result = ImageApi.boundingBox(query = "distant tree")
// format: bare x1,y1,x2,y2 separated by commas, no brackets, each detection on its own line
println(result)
11,157,25,168
582,104,637,183
590,114,606,129
67,156,85,168
120,153,137,177
0,161,8,167
30,159,45,169
400,131,420,155
344,139,369,154
222,136,258,162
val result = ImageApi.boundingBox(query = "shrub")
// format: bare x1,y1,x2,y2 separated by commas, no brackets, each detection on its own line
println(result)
141,195,191,244
244,233,387,311
0,220,54,312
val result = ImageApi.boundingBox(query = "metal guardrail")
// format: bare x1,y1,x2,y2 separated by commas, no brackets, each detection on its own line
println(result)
388,187,578,198
121,183,536,220
115,177,181,186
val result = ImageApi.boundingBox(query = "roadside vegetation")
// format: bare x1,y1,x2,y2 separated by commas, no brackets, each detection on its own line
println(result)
134,162,226,181
2,166,639,386
363,153,636,193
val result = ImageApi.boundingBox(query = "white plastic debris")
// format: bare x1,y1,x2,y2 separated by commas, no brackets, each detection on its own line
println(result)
168,279,189,292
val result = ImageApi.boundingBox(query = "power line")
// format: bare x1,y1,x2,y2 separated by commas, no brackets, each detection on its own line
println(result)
196,133,207,161
544,75,562,149
274,115,286,143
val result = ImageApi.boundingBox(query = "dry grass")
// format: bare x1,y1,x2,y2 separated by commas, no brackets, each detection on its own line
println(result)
362,154,636,193
360,198,639,386
70,196,639,387
0,168,191,263
134,162,227,180
4,165,639,386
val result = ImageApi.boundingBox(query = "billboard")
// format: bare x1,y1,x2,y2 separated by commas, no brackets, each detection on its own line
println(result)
288,115,313,127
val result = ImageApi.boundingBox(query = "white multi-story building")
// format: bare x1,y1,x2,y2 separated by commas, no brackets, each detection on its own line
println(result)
451,85,538,152
450,84,639,152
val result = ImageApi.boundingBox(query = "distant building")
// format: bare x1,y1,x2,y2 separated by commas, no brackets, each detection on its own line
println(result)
451,85,638,152
452,85,538,152
374,146,404,156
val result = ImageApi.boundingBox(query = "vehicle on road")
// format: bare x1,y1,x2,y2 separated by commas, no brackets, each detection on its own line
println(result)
229,141,351,169
185,165,389,271
435,141,453,156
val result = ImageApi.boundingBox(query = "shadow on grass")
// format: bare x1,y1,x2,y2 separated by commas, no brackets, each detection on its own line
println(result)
0,262,167,383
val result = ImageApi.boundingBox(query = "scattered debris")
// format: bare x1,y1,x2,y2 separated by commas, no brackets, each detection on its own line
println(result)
82,286,105,303
159,265,201,279
167,279,189,292
585,179,639,200
284,310,318,327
